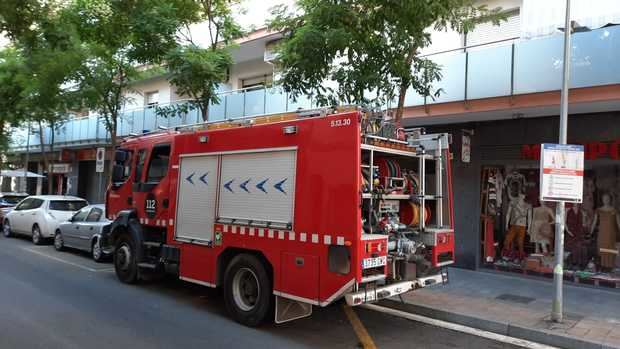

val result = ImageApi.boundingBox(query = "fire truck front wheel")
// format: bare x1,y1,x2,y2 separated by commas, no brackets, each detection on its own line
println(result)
223,254,273,327
114,234,139,284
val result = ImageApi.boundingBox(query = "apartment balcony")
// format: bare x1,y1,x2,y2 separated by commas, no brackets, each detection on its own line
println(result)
9,25,620,152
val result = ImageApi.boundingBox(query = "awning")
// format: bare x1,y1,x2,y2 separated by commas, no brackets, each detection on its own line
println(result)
521,0,620,39
0,169,45,178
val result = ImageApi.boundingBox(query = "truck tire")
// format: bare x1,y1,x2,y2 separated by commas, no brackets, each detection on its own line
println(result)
223,254,273,327
114,234,139,284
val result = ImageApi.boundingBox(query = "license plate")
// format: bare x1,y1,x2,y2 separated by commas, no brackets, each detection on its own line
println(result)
362,256,386,269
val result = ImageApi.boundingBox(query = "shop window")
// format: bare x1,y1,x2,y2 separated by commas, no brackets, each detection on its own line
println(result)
481,164,620,288
146,144,170,184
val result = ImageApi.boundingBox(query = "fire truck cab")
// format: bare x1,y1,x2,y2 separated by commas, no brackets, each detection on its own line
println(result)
103,108,454,326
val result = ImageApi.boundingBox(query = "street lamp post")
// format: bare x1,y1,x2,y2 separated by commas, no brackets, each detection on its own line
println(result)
552,0,573,324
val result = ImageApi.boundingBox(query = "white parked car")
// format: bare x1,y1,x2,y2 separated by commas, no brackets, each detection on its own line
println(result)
3,195,89,245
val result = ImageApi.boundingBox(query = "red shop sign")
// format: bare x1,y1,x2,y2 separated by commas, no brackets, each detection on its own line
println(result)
522,141,620,160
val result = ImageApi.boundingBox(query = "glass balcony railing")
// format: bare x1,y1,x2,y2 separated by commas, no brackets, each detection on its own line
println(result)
9,26,619,151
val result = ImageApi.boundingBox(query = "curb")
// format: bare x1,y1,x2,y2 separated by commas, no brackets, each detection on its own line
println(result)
380,299,615,349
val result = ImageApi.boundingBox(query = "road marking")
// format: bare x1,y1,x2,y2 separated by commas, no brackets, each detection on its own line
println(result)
21,247,108,273
342,304,377,349
361,304,558,349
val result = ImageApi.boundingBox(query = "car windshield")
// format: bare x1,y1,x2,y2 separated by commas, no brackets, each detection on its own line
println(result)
1,196,27,205
49,200,88,211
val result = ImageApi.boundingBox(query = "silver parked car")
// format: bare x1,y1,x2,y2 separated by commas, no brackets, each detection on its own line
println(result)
54,204,111,262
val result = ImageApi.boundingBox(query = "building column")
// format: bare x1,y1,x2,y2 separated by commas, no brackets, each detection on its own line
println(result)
36,162,43,195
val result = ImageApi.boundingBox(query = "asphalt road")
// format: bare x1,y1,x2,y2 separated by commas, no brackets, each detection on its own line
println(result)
0,235,524,349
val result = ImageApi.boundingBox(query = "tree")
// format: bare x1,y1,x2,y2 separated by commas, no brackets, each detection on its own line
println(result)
161,0,244,122
269,1,505,124
66,0,197,149
0,48,28,152
6,1,85,193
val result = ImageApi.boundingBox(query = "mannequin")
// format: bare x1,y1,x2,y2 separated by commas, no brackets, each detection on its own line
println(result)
529,201,554,254
503,194,532,259
591,193,620,270
565,203,589,268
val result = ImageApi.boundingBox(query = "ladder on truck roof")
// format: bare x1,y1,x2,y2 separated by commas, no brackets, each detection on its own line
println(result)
175,106,360,133
123,106,355,139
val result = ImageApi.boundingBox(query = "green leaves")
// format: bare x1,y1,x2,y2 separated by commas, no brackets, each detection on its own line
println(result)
270,0,506,122
163,0,243,121
165,44,233,120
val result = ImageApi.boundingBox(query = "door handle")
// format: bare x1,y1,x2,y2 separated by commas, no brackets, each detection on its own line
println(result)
31,213,36,216
89,227,93,230
76,226,80,229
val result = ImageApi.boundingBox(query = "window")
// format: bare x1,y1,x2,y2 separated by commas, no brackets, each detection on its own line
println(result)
241,75,273,90
145,91,159,107
86,207,104,222
30,199,44,209
49,200,88,211
14,198,33,211
465,9,521,49
146,144,171,183
117,149,133,182
135,149,147,182
0,195,28,205
72,208,90,222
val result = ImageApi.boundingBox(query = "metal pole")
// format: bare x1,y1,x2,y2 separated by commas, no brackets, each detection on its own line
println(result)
552,0,572,324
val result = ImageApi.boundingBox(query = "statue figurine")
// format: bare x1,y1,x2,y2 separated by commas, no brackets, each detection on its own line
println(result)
529,201,554,255
591,193,620,271
503,194,532,260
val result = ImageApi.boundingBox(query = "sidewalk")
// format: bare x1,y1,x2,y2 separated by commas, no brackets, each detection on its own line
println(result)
384,268,620,349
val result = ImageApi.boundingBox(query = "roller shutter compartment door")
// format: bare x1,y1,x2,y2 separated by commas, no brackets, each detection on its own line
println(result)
175,155,219,242
218,149,297,225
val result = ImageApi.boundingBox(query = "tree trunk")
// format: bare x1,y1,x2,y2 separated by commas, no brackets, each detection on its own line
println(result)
201,102,209,122
107,116,117,186
394,45,418,125
37,121,52,194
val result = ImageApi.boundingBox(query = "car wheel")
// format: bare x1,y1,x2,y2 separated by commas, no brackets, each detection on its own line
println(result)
54,230,64,251
223,254,273,327
3,220,12,238
114,234,139,283
32,225,43,245
92,238,105,263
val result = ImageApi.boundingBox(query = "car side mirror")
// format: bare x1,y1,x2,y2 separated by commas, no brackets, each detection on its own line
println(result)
115,150,128,162
112,164,124,182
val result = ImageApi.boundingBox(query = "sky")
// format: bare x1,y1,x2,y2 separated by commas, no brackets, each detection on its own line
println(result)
235,0,294,29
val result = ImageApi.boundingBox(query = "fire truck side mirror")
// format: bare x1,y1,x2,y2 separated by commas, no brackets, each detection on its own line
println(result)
114,150,128,163
112,165,125,183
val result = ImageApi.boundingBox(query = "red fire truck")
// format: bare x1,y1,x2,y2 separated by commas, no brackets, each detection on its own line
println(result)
102,108,454,326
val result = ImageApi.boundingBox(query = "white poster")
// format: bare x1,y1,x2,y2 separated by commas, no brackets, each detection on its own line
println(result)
462,133,471,163
540,143,584,203
96,147,105,173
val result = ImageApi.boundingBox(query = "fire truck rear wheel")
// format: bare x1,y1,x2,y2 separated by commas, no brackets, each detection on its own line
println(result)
223,254,273,327
114,234,139,284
